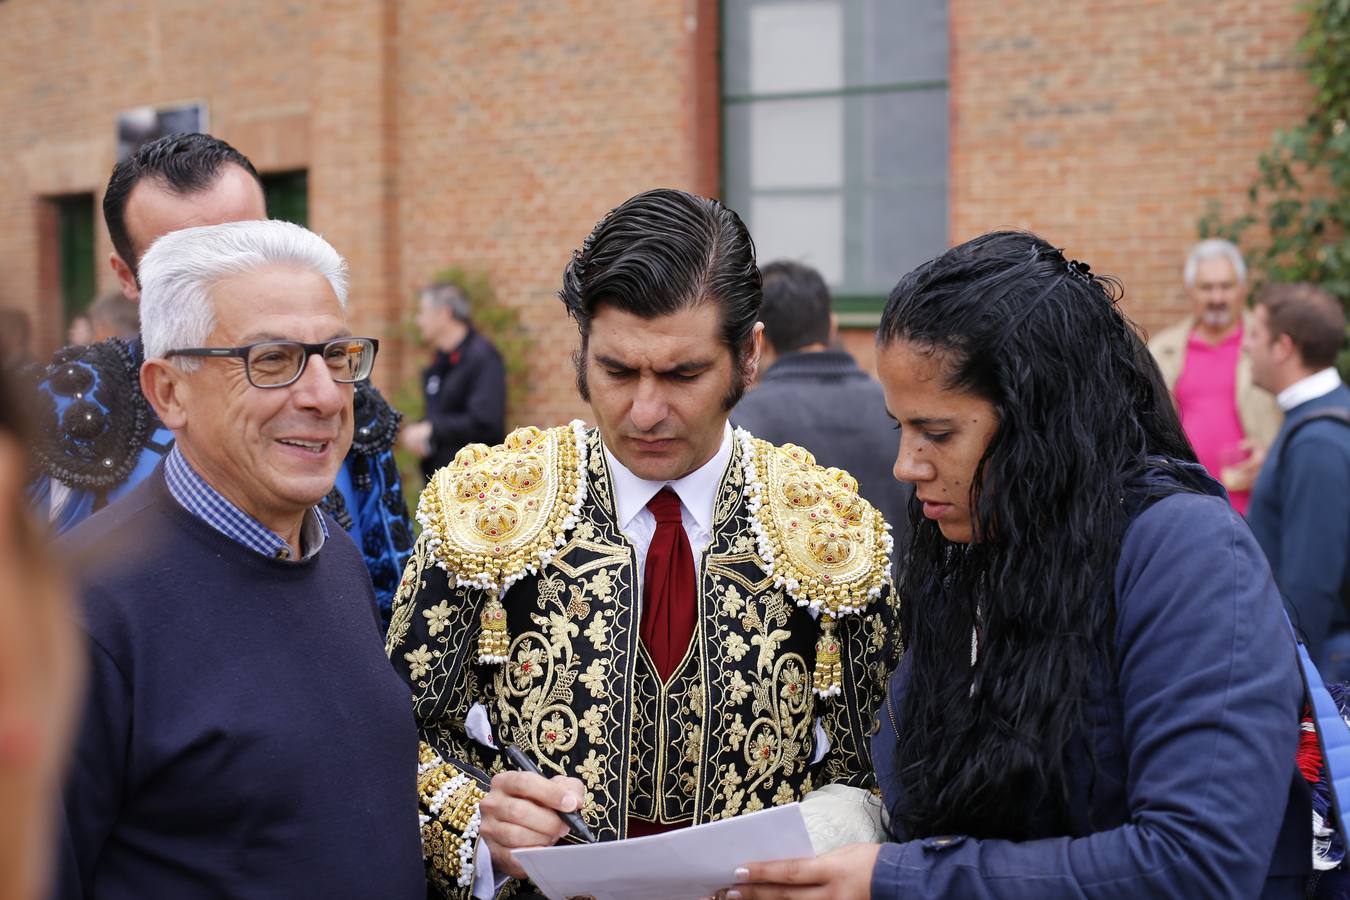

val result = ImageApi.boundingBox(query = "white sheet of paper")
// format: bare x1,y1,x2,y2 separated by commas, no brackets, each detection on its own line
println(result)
512,802,815,900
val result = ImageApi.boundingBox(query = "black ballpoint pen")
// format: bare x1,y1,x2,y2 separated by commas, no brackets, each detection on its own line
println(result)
502,743,598,843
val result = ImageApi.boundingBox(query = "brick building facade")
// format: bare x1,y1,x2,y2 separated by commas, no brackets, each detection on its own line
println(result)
0,0,1313,427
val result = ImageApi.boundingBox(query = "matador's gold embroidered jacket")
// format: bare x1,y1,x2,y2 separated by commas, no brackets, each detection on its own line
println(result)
386,423,898,898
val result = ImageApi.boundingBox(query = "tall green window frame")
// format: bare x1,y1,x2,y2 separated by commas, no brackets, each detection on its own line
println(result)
55,194,97,326
722,0,949,324
262,170,309,228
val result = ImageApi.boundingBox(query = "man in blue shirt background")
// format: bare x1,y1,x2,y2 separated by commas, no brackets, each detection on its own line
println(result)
1246,281,1350,679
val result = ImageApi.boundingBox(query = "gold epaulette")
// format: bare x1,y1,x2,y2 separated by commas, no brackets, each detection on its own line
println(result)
416,421,588,663
736,431,894,697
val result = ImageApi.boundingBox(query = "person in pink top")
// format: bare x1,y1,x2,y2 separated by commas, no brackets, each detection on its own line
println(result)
1148,239,1282,513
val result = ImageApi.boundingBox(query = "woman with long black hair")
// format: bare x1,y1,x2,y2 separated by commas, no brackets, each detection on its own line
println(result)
721,231,1310,898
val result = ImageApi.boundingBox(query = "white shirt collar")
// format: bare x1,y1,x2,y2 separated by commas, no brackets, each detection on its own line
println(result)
603,423,733,533
1276,367,1343,411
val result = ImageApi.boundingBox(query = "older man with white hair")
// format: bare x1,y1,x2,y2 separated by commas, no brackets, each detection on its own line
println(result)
1148,238,1282,513
53,220,425,899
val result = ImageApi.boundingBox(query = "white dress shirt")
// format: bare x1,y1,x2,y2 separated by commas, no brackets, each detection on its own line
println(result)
1276,367,1343,412
603,423,733,593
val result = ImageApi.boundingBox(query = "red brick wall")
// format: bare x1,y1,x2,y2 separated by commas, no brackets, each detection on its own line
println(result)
0,0,1316,421
0,0,316,354
0,0,720,430
387,0,720,428
947,0,1312,338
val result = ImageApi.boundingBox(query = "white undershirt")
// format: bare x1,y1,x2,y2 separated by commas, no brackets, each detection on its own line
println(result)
603,423,733,592
1276,367,1343,412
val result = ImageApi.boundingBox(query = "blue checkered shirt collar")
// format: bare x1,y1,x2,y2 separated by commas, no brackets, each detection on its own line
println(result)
164,445,328,561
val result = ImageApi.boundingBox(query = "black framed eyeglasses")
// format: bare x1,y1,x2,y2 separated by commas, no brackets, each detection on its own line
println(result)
165,337,379,388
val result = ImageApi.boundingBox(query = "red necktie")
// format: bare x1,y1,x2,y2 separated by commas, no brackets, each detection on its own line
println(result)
641,487,697,682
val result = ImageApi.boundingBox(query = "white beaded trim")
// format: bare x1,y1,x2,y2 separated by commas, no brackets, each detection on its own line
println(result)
420,751,485,888
456,807,482,886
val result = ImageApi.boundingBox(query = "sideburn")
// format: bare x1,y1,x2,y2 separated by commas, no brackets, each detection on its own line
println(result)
721,346,754,411
573,343,590,403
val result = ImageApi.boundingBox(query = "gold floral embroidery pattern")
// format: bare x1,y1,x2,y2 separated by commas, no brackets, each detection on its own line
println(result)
387,425,898,879
385,530,438,655
387,531,484,730
822,608,893,786
627,654,659,821
649,651,706,823
490,548,635,837
702,574,816,818
586,429,614,517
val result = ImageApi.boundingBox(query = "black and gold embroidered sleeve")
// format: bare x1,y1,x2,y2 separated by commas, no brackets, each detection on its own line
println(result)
387,532,497,898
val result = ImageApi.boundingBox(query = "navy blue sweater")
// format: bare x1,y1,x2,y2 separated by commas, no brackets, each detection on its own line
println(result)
1248,383,1350,664
871,476,1307,899
52,470,425,900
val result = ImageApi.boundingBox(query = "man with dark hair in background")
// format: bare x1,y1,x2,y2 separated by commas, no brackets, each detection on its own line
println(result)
387,189,897,898
400,281,506,482
29,132,414,622
733,260,913,569
1245,282,1350,679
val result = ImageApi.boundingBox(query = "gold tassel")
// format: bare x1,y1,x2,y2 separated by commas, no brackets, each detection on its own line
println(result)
813,615,842,698
477,595,510,664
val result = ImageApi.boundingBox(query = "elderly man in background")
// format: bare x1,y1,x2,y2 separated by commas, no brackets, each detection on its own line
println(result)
54,220,425,899
399,280,506,483
1148,238,1281,513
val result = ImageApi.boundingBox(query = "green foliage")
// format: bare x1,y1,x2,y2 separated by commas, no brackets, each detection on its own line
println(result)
387,267,532,522
1200,0,1350,374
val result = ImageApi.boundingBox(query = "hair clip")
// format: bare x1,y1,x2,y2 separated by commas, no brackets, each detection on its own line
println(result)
1065,259,1094,284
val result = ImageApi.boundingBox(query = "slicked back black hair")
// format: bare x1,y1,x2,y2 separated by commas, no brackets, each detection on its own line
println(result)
558,188,762,408
103,133,261,279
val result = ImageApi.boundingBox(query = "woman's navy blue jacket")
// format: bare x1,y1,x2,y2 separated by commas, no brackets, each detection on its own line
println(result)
871,468,1310,899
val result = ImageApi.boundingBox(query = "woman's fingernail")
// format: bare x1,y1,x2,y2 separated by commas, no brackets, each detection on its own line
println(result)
561,793,578,812
734,866,750,881
728,891,743,900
